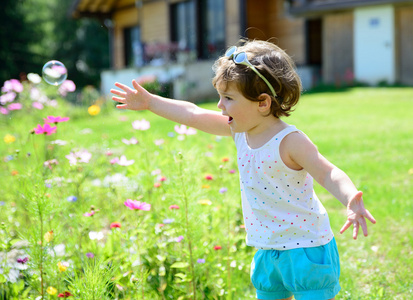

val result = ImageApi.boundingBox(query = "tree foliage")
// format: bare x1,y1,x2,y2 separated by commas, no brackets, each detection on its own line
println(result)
0,0,109,88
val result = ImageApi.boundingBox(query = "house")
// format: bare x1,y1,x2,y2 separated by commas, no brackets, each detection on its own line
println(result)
70,0,413,101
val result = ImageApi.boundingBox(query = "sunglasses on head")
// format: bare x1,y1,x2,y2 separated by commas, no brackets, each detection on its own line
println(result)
225,46,277,98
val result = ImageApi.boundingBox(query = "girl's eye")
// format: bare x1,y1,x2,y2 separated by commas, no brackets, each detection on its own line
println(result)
225,96,233,101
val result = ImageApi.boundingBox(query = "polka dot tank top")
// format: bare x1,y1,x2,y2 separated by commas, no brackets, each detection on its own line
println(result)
234,125,334,250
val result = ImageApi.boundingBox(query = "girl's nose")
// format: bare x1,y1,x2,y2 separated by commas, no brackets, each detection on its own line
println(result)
217,98,223,109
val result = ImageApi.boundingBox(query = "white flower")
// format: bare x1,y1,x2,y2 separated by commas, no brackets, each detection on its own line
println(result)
89,231,104,240
27,73,42,84
132,119,150,130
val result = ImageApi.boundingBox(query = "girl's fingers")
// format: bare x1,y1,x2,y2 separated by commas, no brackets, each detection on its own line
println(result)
112,96,125,103
359,217,368,237
114,82,133,92
110,89,126,97
116,104,128,109
364,209,377,224
353,222,359,240
340,220,352,234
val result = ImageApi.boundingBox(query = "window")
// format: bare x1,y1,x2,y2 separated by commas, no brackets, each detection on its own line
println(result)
171,1,196,53
170,0,225,60
124,26,144,67
199,0,226,59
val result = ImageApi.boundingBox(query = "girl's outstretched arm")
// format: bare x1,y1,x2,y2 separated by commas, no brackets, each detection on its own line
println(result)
283,132,376,239
111,79,231,136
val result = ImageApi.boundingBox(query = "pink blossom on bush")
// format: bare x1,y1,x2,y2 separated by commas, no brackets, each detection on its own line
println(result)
2,79,23,93
58,80,76,96
174,124,197,135
0,92,16,104
7,103,22,111
0,107,8,115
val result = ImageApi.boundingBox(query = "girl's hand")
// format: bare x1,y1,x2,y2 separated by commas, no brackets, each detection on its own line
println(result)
340,191,376,239
110,80,151,111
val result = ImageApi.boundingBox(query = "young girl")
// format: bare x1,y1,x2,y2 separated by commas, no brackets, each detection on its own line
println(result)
111,39,376,300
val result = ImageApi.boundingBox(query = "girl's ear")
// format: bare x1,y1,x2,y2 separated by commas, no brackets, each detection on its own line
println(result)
257,93,272,113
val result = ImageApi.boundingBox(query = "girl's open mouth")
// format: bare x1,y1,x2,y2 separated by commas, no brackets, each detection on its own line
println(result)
228,116,233,124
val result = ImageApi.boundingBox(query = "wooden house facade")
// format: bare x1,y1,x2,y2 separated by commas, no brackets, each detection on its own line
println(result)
70,0,413,100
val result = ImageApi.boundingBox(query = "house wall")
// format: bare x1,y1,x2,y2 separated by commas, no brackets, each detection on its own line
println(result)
268,0,305,65
226,0,242,47
322,11,354,84
141,1,169,43
354,5,396,84
396,5,413,85
246,0,306,65
113,7,139,69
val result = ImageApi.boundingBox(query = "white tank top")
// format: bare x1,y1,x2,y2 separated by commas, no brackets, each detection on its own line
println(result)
234,125,334,250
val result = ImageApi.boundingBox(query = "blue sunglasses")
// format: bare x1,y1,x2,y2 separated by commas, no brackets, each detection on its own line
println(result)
225,46,277,98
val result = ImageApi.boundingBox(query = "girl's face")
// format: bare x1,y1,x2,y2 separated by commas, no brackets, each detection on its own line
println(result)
216,83,263,134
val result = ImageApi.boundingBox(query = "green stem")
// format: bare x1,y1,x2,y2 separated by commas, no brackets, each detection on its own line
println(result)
178,157,196,299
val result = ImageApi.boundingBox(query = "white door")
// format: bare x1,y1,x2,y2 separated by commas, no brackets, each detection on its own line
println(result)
354,5,395,84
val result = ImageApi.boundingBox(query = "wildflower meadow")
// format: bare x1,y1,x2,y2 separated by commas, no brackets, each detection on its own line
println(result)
1,73,413,299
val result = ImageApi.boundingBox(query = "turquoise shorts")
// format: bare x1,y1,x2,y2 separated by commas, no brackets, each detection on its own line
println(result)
250,238,340,300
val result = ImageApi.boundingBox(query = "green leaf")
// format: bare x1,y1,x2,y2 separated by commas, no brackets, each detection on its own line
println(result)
170,262,189,268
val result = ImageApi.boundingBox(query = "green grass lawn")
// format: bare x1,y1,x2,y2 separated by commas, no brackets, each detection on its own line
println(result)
1,87,412,299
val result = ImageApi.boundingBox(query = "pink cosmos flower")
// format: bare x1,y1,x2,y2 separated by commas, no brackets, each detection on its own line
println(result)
0,107,8,115
34,123,57,135
169,205,180,210
174,124,197,135
124,199,151,211
1,79,23,93
44,116,70,124
8,103,22,111
213,245,222,250
33,102,44,110
132,119,150,130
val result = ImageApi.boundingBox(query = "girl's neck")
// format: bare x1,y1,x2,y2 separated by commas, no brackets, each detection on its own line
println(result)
246,117,289,149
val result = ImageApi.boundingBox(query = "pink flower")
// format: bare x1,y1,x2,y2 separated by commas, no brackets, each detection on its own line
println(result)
124,199,151,211
32,102,44,110
58,80,76,96
110,222,121,228
0,92,16,104
7,103,22,111
204,174,213,180
174,124,197,135
110,157,119,165
158,176,167,182
44,116,70,124
34,123,57,135
0,107,8,115
154,182,161,188
169,205,180,210
175,235,184,243
132,119,150,130
2,79,23,93
213,245,222,251
83,211,95,217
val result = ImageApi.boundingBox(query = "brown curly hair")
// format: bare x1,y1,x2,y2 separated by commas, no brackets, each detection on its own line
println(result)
212,39,302,118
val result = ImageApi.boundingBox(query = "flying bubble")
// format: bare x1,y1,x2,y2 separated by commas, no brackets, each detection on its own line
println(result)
42,60,68,86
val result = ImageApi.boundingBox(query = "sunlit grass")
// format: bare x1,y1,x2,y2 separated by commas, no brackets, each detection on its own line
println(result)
1,87,412,299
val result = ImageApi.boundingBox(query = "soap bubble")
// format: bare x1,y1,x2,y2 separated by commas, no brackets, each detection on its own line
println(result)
42,60,68,86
